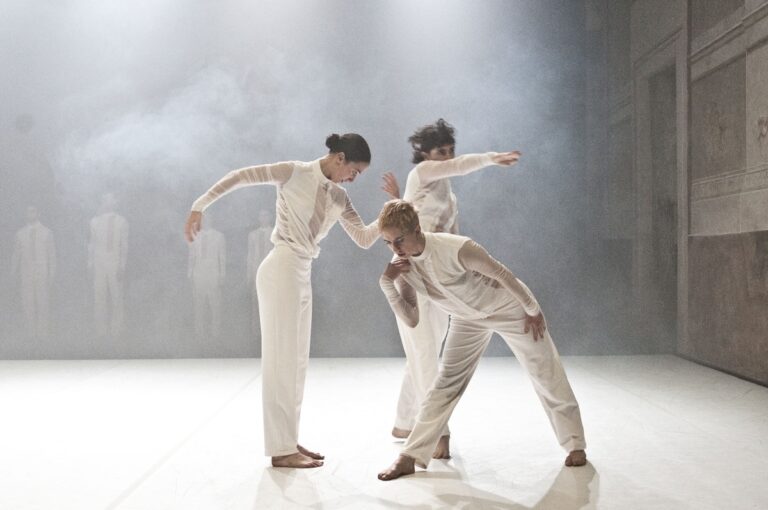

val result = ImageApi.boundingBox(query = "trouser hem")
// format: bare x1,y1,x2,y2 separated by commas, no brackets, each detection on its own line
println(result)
266,447,299,457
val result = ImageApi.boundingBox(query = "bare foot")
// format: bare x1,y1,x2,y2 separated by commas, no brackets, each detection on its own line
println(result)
565,449,587,467
432,435,451,459
271,452,323,468
378,454,416,481
391,426,411,439
297,444,324,460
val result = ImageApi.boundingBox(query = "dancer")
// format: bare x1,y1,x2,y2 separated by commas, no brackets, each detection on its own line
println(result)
184,133,379,469
89,193,129,337
188,216,226,339
375,200,586,480
10,206,56,339
380,119,522,458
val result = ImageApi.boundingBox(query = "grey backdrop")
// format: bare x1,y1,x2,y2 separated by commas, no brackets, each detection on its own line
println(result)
0,0,634,359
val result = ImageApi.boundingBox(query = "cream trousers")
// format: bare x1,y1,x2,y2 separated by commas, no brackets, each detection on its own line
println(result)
402,300,586,467
257,245,313,457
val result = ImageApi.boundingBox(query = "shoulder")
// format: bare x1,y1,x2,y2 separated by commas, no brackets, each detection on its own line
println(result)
289,160,315,173
432,232,469,246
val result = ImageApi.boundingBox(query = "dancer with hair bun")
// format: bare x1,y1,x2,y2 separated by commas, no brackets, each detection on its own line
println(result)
185,133,379,468
380,119,523,459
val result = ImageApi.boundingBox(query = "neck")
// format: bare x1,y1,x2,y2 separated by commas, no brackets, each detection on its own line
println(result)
319,154,334,181
413,231,426,256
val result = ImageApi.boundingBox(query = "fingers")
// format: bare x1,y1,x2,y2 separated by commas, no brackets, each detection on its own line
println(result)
185,221,197,243
381,172,400,198
393,259,411,272
498,151,522,166
185,213,202,242
525,314,545,341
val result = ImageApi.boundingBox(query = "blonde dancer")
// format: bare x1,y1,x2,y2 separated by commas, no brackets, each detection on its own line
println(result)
375,200,586,480
185,133,379,469
381,119,522,458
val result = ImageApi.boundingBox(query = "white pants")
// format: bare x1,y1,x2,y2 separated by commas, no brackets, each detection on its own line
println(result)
93,262,124,337
402,300,586,468
394,293,450,437
20,270,50,338
256,245,312,457
192,274,222,338
250,284,260,336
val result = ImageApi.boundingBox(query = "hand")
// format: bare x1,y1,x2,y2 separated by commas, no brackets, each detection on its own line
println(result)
492,151,522,166
381,172,401,199
185,211,203,242
383,258,411,280
524,312,546,341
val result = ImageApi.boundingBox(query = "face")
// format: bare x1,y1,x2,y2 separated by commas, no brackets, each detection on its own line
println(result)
332,153,368,183
381,225,423,258
423,144,455,162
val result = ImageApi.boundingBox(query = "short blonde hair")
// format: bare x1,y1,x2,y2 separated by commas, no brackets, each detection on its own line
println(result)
378,199,420,233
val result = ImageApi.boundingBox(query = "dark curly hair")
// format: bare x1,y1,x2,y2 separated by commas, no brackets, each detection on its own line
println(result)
408,119,456,164
325,133,371,163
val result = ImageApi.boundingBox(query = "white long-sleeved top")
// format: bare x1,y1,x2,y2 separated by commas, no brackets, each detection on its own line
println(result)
88,212,129,271
403,153,497,233
11,221,56,278
191,160,379,258
380,232,540,326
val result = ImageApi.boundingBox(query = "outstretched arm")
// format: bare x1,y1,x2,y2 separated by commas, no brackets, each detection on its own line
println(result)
379,259,419,327
415,151,521,185
185,162,293,242
338,195,380,248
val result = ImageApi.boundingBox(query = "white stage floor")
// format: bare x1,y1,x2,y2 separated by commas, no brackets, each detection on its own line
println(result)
1,355,766,510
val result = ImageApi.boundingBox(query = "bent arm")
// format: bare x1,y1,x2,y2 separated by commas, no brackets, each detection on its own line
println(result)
339,195,380,248
458,240,541,316
379,275,420,327
415,152,497,185
191,162,294,212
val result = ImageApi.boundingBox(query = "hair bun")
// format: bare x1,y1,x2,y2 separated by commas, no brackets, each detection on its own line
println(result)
325,133,341,151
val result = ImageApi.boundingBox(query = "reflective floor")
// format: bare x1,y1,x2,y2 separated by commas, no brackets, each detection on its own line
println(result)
1,355,766,509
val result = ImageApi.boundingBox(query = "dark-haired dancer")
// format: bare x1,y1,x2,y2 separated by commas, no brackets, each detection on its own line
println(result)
375,200,586,481
381,119,522,458
185,134,379,468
